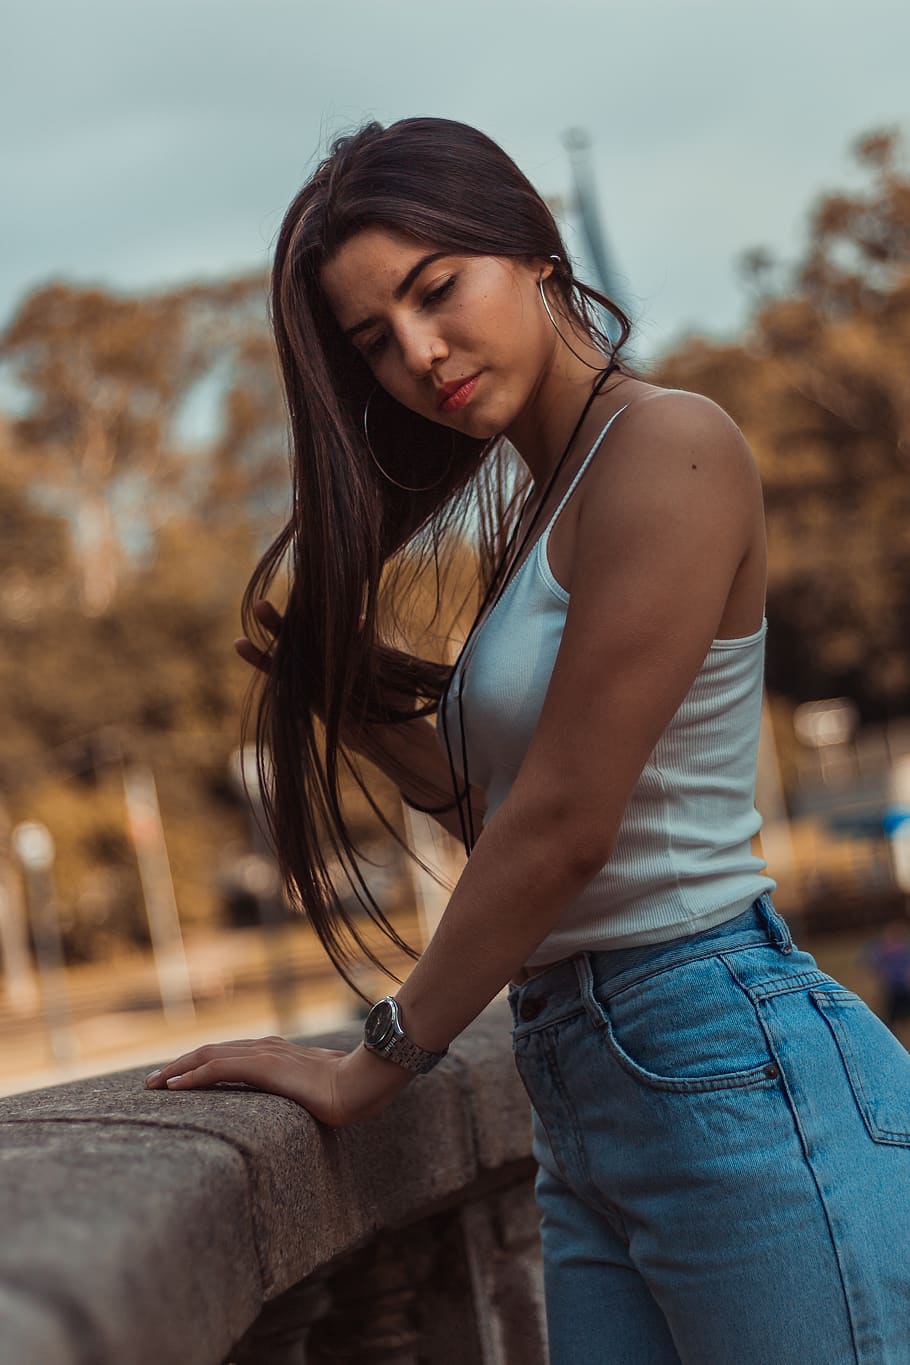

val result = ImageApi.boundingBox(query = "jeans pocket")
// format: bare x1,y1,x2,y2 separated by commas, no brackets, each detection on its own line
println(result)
810,987,910,1146
590,953,778,1093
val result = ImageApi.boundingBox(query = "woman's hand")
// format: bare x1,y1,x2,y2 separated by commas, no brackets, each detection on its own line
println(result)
143,1036,416,1127
233,599,369,675
233,598,284,675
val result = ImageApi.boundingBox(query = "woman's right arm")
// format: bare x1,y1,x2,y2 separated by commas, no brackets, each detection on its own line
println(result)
234,600,486,844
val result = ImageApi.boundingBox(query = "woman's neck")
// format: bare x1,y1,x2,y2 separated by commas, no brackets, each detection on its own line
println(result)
504,333,629,487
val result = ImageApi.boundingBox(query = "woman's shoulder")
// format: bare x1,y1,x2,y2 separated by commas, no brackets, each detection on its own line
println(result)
616,382,745,439
602,381,759,484
580,380,762,545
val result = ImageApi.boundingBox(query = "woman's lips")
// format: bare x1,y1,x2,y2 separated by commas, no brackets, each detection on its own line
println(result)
439,373,481,413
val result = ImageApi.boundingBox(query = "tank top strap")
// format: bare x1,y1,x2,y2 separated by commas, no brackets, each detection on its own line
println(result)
542,402,631,535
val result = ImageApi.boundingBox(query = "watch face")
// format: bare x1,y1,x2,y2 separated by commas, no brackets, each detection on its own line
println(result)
364,999,395,1048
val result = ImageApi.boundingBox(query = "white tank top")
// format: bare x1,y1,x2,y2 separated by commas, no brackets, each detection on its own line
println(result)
436,405,777,962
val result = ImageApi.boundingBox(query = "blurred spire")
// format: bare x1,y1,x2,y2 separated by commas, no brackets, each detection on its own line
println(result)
563,128,629,343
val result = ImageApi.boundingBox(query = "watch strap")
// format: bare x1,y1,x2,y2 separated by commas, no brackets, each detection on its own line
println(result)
371,1031,447,1074
363,996,448,1075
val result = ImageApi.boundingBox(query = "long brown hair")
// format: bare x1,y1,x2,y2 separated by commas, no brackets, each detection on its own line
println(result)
240,117,634,1000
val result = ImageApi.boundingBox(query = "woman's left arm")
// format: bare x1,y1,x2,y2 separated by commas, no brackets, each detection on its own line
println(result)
386,393,760,1051
146,394,760,1125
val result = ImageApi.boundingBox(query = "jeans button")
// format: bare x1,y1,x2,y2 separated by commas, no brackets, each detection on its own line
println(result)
764,1064,780,1079
520,997,546,1022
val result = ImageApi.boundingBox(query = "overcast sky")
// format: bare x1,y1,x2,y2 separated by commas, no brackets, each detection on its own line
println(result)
2,0,907,368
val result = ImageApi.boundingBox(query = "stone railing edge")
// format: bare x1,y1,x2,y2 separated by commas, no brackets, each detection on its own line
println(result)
0,993,537,1365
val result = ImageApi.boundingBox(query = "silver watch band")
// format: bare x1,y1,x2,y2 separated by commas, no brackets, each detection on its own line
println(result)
363,995,448,1075
373,1032,445,1074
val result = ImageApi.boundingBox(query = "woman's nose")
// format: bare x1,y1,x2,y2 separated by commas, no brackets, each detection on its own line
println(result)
399,326,447,378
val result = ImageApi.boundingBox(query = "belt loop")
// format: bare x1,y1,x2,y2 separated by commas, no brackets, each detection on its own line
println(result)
574,951,604,1027
756,892,793,954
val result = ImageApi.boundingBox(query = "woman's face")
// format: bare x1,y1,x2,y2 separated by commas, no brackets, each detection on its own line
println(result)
319,226,557,440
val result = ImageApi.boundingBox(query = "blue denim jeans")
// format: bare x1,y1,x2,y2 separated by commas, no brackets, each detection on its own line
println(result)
507,894,910,1363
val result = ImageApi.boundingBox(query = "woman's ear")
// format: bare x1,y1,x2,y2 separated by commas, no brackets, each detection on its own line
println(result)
537,257,557,285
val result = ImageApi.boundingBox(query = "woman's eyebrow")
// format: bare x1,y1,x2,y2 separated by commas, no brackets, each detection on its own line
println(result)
343,251,450,340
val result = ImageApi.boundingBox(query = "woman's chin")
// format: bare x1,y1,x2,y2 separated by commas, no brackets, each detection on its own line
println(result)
463,422,503,444
449,402,509,443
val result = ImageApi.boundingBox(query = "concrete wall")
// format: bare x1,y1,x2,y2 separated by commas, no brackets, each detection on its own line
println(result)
0,997,548,1364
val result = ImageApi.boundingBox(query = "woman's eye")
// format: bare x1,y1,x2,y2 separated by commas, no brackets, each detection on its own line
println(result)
360,278,455,359
424,277,456,306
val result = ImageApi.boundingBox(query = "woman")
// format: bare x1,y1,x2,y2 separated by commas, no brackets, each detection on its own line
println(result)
145,118,910,1362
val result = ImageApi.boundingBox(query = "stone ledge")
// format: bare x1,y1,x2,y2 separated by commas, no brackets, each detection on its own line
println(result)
0,996,534,1365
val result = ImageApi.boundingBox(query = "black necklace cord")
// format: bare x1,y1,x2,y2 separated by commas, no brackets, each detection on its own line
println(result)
439,359,620,858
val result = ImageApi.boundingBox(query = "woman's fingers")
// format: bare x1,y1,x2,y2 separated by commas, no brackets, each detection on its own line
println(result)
234,600,366,675
233,636,272,674
142,1037,361,1125
253,599,284,634
145,1037,282,1088
233,599,284,674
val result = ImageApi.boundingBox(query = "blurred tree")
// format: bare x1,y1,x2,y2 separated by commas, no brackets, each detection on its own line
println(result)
0,272,287,616
166,274,290,534
6,122,906,961
202,318,289,528
654,127,910,717
0,283,198,614
0,505,264,952
0,413,76,621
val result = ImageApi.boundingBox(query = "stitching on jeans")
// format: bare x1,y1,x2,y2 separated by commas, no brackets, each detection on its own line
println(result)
757,1004,863,1358
756,894,793,953
593,936,780,1005
514,1004,587,1039
811,990,910,1143
512,1023,582,1194
543,1028,591,1172
754,1008,812,1161
515,1010,594,1190
722,963,832,1001
595,1004,776,1093
542,1024,630,1241
533,1031,589,1193
580,950,778,1093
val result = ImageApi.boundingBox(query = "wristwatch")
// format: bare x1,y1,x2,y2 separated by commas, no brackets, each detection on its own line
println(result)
362,995,448,1075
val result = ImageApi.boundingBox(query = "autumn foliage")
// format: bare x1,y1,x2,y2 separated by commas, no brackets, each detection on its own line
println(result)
0,125,907,958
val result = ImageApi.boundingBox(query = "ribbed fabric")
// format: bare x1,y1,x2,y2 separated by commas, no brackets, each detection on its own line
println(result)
437,404,777,964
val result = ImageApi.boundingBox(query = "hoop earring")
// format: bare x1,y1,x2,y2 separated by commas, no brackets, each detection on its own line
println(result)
539,255,616,373
362,386,453,492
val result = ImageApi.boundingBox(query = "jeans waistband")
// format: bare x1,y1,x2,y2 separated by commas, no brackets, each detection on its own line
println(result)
507,894,791,1030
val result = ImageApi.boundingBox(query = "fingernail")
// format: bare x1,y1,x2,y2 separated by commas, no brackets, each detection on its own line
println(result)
166,1075,184,1086
145,1070,160,1084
